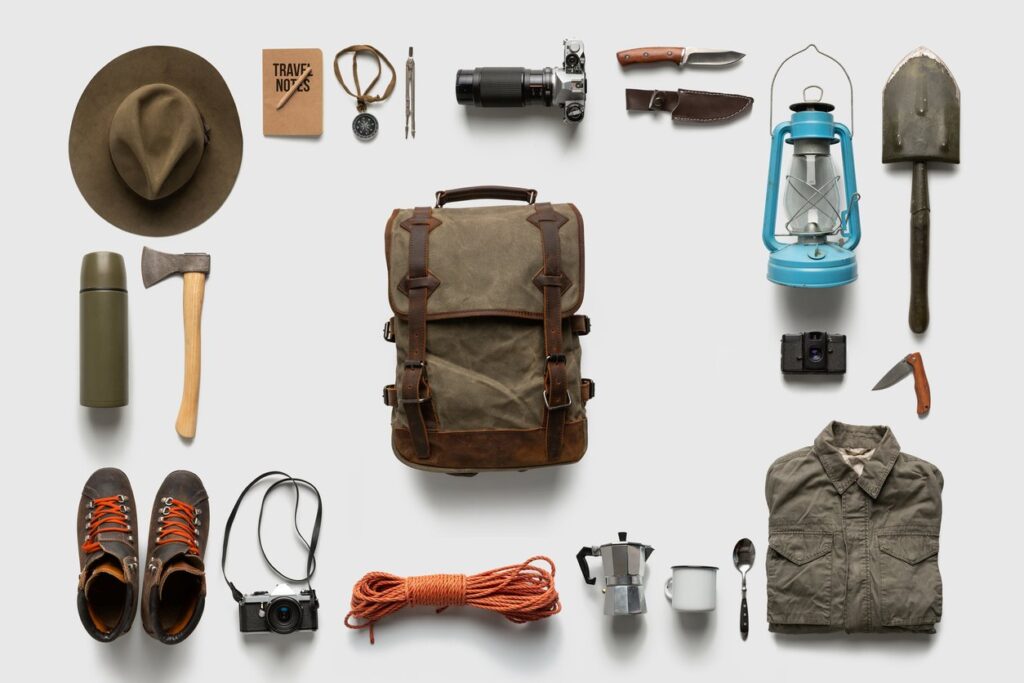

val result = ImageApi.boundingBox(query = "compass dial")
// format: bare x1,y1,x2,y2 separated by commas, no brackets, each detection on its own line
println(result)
352,112,379,140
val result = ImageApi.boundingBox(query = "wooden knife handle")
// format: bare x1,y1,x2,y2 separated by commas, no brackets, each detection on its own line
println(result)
906,352,931,416
176,272,205,439
617,47,684,66
909,162,930,333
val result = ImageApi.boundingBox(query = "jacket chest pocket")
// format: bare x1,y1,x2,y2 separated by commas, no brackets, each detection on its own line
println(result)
877,530,942,627
767,531,834,626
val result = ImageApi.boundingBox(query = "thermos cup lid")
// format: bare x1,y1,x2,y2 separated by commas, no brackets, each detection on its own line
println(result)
81,251,127,291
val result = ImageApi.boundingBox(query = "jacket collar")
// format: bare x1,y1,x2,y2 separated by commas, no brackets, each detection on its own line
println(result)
812,422,901,499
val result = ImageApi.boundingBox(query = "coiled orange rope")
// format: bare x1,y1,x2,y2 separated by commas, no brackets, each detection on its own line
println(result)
344,555,561,643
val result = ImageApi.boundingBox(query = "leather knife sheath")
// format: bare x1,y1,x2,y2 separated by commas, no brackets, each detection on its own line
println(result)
625,88,753,123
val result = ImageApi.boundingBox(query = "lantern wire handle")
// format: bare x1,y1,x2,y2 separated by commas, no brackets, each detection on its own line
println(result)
769,44,854,137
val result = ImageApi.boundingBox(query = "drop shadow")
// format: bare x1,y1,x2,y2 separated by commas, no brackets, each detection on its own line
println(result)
412,467,573,513
775,285,850,332
600,614,647,659
237,630,317,678
344,608,561,670
773,630,938,654
96,627,197,683
461,107,581,144
674,610,716,657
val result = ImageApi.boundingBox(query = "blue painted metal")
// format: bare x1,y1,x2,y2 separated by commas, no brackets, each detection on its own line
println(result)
762,109,862,287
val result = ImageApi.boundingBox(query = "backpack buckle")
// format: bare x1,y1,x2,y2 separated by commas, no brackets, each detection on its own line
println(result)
543,390,573,410
383,320,395,342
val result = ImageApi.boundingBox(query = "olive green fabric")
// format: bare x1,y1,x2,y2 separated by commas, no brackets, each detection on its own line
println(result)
387,204,583,319
392,317,584,431
765,422,943,634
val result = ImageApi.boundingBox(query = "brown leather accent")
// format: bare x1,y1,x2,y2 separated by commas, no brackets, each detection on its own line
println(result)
384,380,593,407
616,47,684,66
392,420,588,473
399,207,441,459
528,203,570,460
625,88,753,122
434,185,537,207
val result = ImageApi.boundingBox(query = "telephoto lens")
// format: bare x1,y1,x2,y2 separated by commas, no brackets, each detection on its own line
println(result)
455,68,553,108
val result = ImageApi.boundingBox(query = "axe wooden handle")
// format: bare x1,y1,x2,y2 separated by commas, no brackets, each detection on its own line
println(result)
906,352,931,416
909,162,930,333
176,272,205,438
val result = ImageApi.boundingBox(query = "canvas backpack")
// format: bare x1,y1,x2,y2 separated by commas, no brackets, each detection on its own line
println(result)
382,186,594,473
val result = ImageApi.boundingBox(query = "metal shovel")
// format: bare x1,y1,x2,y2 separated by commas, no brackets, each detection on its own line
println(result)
882,47,960,333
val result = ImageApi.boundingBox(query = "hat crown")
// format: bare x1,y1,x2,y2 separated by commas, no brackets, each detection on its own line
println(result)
108,83,206,201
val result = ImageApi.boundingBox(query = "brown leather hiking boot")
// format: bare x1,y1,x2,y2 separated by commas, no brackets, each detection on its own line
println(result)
141,470,210,644
77,467,139,642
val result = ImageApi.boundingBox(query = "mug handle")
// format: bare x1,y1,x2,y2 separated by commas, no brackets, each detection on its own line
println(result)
664,577,673,601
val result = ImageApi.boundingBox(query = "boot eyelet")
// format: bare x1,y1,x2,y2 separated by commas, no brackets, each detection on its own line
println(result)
118,495,127,503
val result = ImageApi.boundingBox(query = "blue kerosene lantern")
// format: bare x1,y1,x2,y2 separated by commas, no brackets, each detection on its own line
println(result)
763,84,861,287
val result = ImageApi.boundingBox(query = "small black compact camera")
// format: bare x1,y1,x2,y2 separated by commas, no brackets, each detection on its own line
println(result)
239,585,319,634
781,331,846,375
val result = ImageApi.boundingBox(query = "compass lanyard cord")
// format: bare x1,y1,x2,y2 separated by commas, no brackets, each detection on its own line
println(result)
334,45,396,112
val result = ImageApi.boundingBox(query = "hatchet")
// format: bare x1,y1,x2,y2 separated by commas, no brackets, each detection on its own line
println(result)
141,247,211,439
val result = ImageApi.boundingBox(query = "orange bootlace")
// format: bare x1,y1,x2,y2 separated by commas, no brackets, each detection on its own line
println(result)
82,496,131,554
156,497,201,555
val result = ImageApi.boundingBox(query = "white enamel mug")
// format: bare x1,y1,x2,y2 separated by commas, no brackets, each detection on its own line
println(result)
664,565,718,612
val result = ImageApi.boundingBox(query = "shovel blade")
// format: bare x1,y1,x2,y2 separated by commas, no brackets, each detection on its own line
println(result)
882,47,960,164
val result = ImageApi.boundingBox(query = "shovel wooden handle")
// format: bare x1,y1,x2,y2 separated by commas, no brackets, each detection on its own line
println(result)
909,162,930,333
176,272,205,439
906,352,931,416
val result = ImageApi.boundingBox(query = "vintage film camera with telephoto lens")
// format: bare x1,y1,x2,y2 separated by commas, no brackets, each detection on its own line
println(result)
239,584,319,634
455,39,587,123
781,331,846,375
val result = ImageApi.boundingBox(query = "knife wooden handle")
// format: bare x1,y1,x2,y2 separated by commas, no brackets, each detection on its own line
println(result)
906,352,931,416
617,47,683,66
909,162,930,333
176,272,205,439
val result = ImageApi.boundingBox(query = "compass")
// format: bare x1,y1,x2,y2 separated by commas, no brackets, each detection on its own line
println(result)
352,112,379,140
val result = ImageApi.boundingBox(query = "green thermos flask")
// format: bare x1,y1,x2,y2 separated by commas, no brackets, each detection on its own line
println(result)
80,252,128,407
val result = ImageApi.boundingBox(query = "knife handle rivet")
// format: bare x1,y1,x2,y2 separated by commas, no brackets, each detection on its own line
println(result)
643,51,649,57
667,51,673,56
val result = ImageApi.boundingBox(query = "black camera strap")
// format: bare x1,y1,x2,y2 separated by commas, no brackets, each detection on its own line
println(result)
221,471,323,604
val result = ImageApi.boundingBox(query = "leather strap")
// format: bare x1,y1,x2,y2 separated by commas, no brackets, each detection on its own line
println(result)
334,45,397,112
528,203,571,459
399,207,440,458
384,378,594,407
384,314,588,342
624,88,753,123
434,186,537,208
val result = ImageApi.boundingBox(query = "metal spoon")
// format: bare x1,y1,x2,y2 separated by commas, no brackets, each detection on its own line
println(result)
733,538,755,640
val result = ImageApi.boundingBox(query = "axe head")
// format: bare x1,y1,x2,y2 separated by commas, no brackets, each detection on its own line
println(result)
141,247,211,288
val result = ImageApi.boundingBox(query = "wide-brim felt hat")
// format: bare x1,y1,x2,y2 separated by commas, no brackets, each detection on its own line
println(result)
69,46,242,236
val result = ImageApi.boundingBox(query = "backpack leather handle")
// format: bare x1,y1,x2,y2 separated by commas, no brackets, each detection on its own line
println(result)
435,185,537,208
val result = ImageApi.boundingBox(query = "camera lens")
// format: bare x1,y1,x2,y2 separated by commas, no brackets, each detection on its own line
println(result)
455,68,553,108
808,346,825,364
267,596,301,634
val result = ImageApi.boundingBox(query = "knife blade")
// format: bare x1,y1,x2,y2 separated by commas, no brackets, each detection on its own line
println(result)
872,352,931,416
616,47,744,67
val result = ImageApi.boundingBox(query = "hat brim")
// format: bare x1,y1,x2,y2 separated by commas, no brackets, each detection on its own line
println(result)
69,46,242,237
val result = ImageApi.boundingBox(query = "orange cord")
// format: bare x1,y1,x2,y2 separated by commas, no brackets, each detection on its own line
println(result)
156,498,200,555
82,496,131,554
345,555,561,643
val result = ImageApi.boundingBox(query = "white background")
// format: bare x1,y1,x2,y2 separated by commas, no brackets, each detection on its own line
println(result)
2,1,1019,680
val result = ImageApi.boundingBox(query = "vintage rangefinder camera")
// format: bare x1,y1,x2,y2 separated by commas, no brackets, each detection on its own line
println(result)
781,331,846,375
239,584,319,634
455,39,587,123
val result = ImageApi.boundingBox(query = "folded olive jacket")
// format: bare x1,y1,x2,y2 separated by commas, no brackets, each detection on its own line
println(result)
765,422,943,633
